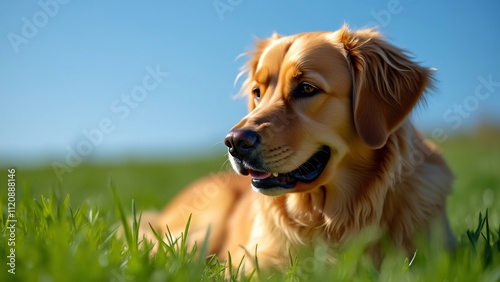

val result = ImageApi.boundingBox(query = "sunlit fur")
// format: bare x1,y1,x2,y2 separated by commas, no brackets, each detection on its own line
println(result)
139,25,455,273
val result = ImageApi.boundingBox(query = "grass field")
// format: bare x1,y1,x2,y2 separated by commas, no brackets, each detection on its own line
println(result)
1,130,499,281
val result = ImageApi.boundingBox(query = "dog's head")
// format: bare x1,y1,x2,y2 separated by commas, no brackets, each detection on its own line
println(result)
224,25,433,196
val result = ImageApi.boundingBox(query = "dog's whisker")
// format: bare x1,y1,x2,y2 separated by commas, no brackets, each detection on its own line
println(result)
210,140,225,149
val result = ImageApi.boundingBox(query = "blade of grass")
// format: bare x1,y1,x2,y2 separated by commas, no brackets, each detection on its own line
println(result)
179,214,192,263
467,211,486,252
483,209,493,268
148,222,169,250
110,178,136,253
131,199,142,248
496,228,500,253
227,251,234,281
253,244,259,275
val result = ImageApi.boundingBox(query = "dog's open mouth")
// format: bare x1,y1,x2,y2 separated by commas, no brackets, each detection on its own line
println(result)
247,146,331,190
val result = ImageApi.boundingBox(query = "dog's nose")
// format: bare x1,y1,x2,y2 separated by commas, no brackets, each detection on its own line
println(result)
224,129,260,159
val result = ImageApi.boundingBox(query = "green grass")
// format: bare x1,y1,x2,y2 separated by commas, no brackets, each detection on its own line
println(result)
1,131,499,281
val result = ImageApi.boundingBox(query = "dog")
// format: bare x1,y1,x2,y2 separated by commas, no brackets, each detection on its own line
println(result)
138,25,455,273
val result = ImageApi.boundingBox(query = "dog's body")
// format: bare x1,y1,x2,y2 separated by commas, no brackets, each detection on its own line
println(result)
140,25,455,271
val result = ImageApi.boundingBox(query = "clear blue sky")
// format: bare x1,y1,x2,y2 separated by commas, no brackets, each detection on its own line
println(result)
1,0,499,165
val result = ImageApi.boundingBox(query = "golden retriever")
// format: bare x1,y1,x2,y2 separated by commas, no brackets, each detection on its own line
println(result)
138,25,455,273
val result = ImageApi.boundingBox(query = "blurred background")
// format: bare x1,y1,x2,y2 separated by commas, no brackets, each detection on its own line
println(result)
2,0,499,164
0,1,499,220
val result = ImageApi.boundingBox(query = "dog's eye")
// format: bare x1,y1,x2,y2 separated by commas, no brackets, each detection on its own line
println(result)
294,82,320,98
302,83,316,94
252,87,261,101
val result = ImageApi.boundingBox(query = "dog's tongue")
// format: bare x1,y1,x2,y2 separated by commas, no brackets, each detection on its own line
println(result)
249,170,272,180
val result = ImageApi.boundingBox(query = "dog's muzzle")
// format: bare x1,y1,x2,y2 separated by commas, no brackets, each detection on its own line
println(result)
224,129,331,194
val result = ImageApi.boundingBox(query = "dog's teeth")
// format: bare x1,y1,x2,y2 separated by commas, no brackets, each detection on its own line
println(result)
272,172,279,177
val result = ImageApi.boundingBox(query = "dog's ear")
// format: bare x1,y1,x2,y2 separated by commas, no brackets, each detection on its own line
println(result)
338,26,433,149
239,33,282,111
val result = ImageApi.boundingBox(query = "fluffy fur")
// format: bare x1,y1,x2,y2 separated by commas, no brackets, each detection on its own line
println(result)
139,25,455,272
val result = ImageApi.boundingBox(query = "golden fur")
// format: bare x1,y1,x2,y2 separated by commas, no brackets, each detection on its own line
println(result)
138,25,455,272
